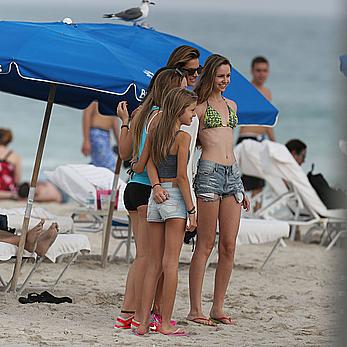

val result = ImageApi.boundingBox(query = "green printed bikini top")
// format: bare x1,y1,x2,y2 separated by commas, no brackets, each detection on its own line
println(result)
203,98,238,129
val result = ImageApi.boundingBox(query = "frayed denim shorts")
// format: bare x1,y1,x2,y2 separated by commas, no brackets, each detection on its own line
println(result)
194,159,245,202
147,182,187,222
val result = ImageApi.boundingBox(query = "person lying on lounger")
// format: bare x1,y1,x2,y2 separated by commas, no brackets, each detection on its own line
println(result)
17,181,69,203
0,218,58,256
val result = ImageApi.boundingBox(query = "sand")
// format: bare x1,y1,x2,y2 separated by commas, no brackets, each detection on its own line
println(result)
0,201,342,346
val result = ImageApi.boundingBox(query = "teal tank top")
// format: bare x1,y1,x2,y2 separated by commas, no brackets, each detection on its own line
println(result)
129,106,160,186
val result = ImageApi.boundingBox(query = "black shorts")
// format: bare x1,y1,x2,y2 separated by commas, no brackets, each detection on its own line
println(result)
123,182,151,211
237,136,265,191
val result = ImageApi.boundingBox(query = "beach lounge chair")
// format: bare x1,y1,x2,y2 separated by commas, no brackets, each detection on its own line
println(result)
44,164,131,262
0,234,91,294
206,218,290,269
0,206,74,234
235,140,346,248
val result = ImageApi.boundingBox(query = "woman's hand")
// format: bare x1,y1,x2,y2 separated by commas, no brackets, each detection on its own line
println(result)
242,194,251,212
153,185,169,204
81,140,91,156
186,213,197,232
116,101,129,124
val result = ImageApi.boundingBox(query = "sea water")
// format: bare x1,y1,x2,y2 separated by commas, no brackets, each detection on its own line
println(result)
0,5,345,186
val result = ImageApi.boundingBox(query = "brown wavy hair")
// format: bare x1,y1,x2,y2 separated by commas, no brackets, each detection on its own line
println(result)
150,88,197,166
0,128,13,146
194,54,231,104
132,69,185,157
166,45,200,69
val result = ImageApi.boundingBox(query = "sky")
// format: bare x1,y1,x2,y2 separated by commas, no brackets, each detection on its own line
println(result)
1,0,344,20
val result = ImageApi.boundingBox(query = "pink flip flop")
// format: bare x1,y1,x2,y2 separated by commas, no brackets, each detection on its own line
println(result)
158,328,188,337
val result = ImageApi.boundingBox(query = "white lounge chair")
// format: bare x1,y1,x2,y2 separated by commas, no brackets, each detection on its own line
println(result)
0,207,73,234
45,164,131,262
235,140,346,248
205,218,290,269
0,234,90,294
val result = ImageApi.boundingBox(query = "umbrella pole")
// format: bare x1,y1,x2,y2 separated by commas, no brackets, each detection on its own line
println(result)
9,84,57,292
101,156,122,268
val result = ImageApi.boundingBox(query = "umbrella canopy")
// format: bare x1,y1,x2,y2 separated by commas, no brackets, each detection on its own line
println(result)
0,20,278,125
340,55,347,77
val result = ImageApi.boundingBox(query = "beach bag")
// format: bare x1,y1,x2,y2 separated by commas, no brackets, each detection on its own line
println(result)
307,164,347,209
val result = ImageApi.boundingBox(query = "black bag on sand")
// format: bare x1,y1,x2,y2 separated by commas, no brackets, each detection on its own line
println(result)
307,164,347,209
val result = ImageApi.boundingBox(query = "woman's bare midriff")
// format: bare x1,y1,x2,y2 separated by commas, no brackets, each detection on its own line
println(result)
90,113,114,131
199,127,236,166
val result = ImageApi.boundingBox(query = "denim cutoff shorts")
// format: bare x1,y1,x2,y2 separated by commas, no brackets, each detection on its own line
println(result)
147,182,187,222
194,159,245,202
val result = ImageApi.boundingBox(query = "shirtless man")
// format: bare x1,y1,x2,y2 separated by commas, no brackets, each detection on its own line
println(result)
237,56,275,198
81,101,120,171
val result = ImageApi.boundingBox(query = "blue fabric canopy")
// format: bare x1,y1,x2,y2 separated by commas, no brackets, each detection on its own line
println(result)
0,21,278,125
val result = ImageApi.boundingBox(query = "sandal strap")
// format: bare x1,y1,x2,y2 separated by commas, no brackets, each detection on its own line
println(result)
121,310,135,314
116,315,134,325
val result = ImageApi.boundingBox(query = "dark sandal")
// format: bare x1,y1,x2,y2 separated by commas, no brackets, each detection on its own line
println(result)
38,291,72,304
18,292,41,304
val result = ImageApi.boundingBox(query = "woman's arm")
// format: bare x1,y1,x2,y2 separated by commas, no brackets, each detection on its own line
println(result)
146,156,169,204
176,132,197,231
117,102,137,160
266,127,275,141
81,102,94,156
112,117,120,146
132,136,149,173
13,153,21,185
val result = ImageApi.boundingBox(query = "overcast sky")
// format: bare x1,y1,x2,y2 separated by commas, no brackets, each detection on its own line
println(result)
1,0,344,19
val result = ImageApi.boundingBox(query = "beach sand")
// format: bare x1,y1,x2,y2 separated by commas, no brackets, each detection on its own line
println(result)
0,201,342,346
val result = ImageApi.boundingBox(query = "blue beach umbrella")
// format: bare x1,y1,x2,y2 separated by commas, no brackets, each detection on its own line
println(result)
0,21,278,124
0,21,278,288
340,55,347,77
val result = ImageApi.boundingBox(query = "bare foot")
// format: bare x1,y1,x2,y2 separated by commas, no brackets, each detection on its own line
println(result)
186,314,216,326
24,219,45,252
35,222,58,256
209,309,236,325
136,324,149,336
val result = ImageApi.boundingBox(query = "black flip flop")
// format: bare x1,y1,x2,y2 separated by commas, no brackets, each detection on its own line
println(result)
18,292,41,304
38,290,72,304
18,291,72,304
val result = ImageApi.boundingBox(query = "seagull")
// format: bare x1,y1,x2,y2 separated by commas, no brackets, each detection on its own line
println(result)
103,0,155,26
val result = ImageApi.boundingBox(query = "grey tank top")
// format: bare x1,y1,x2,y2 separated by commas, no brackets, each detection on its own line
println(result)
156,131,190,179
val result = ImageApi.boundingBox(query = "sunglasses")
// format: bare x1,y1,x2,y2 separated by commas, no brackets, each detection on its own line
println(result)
181,65,203,76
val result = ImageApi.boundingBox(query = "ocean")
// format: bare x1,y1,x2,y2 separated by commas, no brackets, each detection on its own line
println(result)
0,4,345,186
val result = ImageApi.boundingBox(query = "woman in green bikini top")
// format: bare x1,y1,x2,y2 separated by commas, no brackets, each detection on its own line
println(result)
203,97,238,129
187,54,250,328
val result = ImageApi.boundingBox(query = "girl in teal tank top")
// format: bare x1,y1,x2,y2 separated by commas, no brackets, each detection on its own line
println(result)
129,106,160,186
115,69,186,331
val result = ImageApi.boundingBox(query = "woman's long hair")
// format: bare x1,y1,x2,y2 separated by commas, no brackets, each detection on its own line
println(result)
166,45,200,69
194,54,231,104
132,69,185,157
150,88,197,166
0,128,12,146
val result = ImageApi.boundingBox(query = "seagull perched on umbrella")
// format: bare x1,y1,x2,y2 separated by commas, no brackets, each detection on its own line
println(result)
103,0,155,26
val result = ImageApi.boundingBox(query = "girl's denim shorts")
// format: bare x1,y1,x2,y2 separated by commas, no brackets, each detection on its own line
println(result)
194,159,245,202
147,182,187,222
